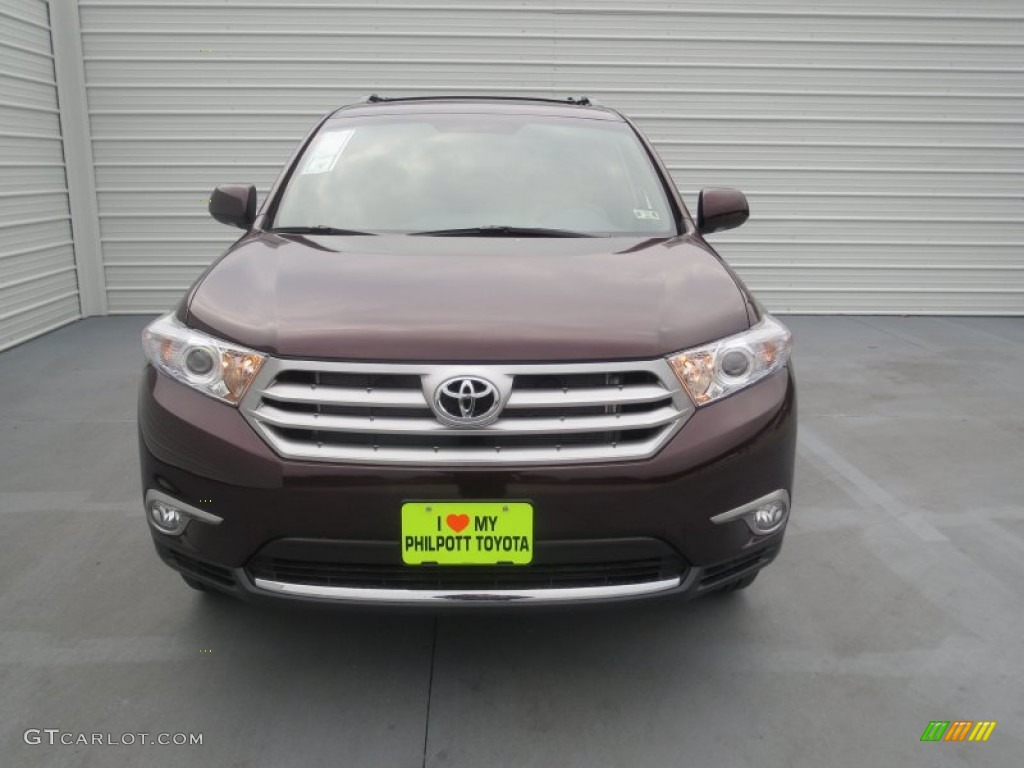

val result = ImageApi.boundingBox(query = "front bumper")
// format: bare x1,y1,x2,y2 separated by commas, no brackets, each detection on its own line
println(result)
138,363,796,605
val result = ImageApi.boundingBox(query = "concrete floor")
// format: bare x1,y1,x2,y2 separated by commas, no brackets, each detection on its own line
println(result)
0,315,1021,767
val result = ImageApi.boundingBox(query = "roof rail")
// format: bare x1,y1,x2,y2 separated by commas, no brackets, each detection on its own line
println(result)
362,94,596,107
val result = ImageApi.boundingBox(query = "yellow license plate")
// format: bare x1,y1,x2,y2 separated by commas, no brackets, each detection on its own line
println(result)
401,502,533,565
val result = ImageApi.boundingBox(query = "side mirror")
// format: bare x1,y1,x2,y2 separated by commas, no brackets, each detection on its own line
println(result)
697,188,749,234
209,184,257,229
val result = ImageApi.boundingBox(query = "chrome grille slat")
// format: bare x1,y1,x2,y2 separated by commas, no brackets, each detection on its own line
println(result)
253,403,681,436
268,432,673,465
263,382,426,408
241,359,694,466
506,384,669,408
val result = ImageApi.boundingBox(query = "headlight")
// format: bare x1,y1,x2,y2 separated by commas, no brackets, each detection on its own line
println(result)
142,313,265,405
667,314,791,406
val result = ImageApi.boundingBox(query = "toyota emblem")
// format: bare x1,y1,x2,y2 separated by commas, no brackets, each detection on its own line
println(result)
433,376,501,426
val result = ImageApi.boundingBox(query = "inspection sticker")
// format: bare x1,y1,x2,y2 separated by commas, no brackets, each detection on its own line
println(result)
301,129,355,174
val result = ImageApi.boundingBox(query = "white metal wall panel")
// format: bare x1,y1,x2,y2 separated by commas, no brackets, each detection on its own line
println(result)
77,0,1024,314
0,0,79,350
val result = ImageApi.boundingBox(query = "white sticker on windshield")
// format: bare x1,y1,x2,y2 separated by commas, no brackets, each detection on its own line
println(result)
301,129,355,175
633,209,661,221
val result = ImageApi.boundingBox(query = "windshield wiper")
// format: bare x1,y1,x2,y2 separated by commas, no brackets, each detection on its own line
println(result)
271,225,375,236
410,225,593,238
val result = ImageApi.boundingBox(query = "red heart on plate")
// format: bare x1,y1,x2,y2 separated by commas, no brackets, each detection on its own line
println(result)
446,513,470,533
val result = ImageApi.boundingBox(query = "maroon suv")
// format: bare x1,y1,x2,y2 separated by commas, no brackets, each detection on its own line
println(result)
138,96,796,605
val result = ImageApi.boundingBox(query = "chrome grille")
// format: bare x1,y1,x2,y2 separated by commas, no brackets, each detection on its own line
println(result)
240,359,693,465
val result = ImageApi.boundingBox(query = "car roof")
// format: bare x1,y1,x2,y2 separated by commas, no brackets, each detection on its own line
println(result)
330,95,625,122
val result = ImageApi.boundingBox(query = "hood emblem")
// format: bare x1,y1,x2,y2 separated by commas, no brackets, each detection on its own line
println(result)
432,376,501,426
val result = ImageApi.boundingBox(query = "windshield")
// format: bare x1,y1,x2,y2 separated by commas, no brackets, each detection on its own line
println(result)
272,113,677,237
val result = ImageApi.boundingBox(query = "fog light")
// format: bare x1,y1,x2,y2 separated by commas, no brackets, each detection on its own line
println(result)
709,490,790,536
149,500,187,535
751,499,787,534
144,489,224,536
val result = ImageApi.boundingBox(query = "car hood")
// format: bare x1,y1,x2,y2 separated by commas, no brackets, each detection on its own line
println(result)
185,232,751,361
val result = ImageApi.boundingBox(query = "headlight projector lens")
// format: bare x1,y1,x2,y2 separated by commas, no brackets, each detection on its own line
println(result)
185,347,216,377
720,349,750,377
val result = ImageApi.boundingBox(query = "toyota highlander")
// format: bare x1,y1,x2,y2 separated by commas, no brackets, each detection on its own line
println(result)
138,95,796,606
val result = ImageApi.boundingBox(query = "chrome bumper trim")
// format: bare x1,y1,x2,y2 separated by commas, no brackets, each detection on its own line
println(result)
251,575,682,604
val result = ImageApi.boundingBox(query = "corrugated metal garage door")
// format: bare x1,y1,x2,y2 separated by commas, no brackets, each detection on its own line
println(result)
0,0,79,350
77,0,1023,314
